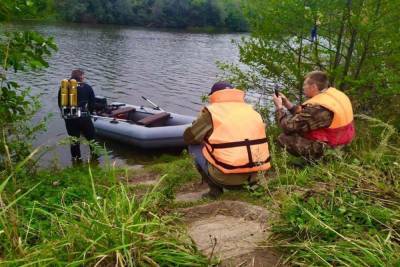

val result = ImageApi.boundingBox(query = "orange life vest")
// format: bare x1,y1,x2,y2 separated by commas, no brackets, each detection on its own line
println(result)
303,87,355,147
202,89,271,174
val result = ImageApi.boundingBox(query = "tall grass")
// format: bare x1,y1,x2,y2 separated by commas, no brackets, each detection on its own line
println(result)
266,115,400,266
0,153,207,266
0,144,43,259
147,151,201,201
2,115,399,266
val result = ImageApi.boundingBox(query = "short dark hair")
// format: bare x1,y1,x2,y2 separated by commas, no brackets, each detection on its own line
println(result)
209,81,233,95
305,71,329,90
71,69,84,82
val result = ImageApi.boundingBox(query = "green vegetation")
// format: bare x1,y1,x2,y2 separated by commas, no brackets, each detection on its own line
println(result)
115,117,400,266
56,0,247,31
215,1,400,264
5,0,248,32
2,0,400,266
0,0,56,21
219,0,400,126
265,116,400,266
0,161,207,265
141,115,400,266
146,152,201,201
1,2,207,265
0,1,57,170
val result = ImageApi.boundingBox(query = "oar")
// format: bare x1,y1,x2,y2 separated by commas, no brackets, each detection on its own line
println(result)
92,115,131,124
141,96,164,111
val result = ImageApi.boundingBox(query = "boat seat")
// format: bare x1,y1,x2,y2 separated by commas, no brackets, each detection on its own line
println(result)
97,107,136,120
137,112,171,127
110,107,136,119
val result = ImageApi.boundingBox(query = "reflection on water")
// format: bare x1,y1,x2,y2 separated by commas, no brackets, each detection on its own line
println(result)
95,136,185,165
6,22,243,167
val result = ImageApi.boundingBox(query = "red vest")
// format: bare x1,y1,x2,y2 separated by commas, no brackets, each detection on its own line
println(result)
303,87,355,147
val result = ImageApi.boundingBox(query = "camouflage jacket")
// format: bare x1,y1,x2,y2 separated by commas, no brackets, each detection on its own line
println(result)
275,104,334,159
276,104,334,134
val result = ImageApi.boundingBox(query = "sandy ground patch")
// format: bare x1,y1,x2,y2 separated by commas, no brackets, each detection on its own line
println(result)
175,189,209,202
121,172,160,186
175,181,209,202
180,201,282,266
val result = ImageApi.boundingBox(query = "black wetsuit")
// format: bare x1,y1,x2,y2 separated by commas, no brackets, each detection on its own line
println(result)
58,83,96,160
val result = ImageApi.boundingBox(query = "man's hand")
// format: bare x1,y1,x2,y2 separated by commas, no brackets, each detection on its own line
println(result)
278,92,287,102
273,94,283,109
279,93,294,110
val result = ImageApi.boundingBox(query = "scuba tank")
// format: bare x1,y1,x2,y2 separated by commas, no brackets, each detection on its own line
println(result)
60,79,69,117
60,79,84,119
69,79,79,117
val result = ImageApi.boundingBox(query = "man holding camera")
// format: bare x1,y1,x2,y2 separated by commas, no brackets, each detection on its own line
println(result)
273,71,355,159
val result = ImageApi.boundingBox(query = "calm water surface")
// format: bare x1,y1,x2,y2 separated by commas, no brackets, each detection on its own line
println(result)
7,22,245,167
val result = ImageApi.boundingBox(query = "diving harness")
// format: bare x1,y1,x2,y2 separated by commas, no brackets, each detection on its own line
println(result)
60,79,89,119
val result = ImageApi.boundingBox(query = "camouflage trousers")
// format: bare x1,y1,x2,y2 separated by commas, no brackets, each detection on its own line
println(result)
277,133,326,159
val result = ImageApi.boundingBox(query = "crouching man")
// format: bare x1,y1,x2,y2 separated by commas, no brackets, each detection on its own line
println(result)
273,71,355,160
184,81,271,198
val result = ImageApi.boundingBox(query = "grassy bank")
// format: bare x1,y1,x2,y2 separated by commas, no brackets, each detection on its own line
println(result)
265,116,400,266
0,161,207,266
1,115,399,266
145,115,400,266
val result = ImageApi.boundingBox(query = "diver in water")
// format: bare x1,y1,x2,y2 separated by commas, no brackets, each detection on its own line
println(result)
58,69,97,163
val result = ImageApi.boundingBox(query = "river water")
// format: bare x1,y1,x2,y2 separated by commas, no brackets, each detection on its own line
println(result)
6,22,245,167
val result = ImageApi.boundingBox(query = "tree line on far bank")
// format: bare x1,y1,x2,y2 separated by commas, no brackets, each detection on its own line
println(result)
34,0,247,31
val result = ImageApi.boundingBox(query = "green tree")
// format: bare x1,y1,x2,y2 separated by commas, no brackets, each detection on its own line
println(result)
56,0,88,22
54,0,247,30
219,0,400,123
0,1,57,170
221,0,247,31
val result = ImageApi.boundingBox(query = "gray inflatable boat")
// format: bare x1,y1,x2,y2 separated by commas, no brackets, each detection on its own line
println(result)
92,98,195,148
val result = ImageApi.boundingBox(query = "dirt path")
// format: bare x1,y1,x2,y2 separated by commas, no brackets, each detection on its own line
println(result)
123,170,159,186
180,201,282,266
175,182,209,202
125,170,283,266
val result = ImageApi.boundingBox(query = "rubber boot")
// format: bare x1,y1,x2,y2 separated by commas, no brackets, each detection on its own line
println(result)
71,157,82,167
200,172,223,199
202,185,223,199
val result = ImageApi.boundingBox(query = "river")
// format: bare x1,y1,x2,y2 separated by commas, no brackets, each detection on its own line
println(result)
6,22,245,167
